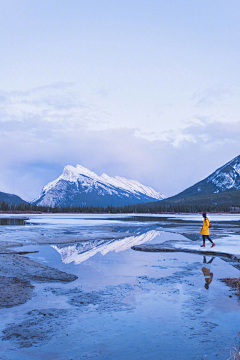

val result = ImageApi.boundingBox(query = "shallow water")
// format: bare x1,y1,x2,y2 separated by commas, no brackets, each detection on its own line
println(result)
1,213,240,359
0,217,28,226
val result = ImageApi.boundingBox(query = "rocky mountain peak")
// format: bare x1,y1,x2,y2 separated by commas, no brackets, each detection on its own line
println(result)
32,164,165,207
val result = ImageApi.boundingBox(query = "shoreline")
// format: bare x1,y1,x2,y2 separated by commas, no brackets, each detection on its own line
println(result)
0,210,240,215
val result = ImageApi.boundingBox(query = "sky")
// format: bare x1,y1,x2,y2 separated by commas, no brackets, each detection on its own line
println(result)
0,0,240,201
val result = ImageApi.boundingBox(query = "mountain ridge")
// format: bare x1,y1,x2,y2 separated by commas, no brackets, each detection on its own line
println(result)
0,191,27,206
32,164,165,207
167,155,240,201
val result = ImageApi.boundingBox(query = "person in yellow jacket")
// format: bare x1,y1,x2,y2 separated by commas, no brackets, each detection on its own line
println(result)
200,212,215,248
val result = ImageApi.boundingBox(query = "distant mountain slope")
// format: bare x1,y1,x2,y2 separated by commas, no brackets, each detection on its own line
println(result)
164,188,240,207
129,155,240,212
126,187,240,213
0,191,26,205
32,164,165,207
168,155,240,201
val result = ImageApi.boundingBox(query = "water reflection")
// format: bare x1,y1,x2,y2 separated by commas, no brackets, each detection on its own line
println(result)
202,256,215,289
0,218,29,226
203,256,215,264
51,230,163,264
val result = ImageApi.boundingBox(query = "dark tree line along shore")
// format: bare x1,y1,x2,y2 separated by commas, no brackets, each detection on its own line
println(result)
0,200,239,214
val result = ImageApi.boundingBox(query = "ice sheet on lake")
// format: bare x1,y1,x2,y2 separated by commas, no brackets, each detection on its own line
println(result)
0,213,146,228
51,230,164,264
174,234,240,255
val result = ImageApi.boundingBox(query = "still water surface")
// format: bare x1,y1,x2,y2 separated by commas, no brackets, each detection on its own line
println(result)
0,213,240,359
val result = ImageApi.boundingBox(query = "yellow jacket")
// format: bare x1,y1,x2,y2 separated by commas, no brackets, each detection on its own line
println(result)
200,218,210,235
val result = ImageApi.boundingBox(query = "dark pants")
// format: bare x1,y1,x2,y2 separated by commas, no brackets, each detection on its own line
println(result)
202,235,213,244
203,256,215,264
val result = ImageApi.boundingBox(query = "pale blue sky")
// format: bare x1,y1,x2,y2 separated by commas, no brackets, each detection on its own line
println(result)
0,0,240,200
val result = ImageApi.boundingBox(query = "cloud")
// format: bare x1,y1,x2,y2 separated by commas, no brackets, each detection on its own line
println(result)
0,83,239,202
182,119,240,144
0,82,112,144
191,84,237,107
0,116,239,201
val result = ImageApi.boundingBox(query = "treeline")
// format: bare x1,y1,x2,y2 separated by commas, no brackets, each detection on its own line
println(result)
0,200,237,213
116,202,234,213
0,201,127,213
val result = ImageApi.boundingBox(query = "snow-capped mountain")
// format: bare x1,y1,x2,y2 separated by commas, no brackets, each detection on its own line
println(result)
32,164,165,207
207,155,240,192
168,155,240,200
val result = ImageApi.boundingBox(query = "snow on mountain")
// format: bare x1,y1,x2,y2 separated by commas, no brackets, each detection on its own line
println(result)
207,155,240,192
168,154,240,200
32,164,165,207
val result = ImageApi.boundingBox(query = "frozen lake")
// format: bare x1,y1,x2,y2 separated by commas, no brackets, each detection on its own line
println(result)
0,213,240,359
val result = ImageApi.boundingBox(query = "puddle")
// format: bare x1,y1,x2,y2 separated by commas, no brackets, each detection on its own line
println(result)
0,218,29,226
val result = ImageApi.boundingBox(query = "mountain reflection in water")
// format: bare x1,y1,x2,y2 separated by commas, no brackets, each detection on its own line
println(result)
51,230,163,264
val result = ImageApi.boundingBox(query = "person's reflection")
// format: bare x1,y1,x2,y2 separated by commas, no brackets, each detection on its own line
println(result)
203,256,215,264
202,256,215,289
